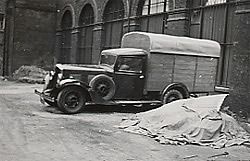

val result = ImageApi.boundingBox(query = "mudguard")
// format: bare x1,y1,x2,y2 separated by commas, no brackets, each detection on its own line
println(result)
161,83,190,99
57,78,90,89
57,78,112,104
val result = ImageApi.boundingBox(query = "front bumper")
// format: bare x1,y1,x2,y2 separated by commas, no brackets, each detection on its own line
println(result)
34,89,55,103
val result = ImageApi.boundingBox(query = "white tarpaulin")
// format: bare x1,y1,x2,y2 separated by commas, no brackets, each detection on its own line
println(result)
122,32,221,58
118,94,250,148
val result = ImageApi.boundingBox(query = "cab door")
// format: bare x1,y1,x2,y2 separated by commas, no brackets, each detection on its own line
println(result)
113,56,146,99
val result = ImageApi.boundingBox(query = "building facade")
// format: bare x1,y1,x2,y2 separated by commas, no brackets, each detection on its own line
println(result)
1,0,57,76
1,0,249,118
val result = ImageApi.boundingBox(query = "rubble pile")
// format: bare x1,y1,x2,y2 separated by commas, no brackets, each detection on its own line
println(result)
13,65,48,84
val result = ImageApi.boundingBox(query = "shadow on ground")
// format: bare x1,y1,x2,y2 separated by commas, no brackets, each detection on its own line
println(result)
43,104,161,115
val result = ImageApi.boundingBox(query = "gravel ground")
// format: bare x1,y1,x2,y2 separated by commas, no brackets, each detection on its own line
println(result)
0,80,249,161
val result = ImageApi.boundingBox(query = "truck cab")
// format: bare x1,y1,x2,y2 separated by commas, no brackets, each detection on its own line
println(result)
35,32,221,114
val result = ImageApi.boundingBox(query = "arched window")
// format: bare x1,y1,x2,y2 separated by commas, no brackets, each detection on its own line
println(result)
137,0,168,33
103,0,124,21
61,10,72,29
102,0,125,49
78,4,94,64
61,10,72,63
79,4,94,26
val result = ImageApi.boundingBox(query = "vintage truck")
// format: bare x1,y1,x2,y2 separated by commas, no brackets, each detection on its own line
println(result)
35,32,221,114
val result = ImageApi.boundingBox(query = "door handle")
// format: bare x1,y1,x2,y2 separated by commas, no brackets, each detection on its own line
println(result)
139,75,144,79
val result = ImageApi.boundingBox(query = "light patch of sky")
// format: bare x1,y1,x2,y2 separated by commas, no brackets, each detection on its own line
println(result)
206,0,227,5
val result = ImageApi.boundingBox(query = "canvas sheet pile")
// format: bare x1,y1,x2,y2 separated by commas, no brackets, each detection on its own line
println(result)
118,94,250,148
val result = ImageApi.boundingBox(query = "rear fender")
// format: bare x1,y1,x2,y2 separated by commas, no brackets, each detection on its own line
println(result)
161,83,190,99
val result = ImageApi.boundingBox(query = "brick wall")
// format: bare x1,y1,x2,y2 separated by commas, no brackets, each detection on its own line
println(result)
225,1,250,119
4,0,57,75
55,0,190,64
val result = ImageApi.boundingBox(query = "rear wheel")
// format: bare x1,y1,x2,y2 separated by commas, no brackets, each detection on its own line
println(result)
57,86,86,114
162,89,183,104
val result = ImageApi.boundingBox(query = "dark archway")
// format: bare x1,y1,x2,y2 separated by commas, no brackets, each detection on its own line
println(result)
78,4,95,64
102,0,125,50
60,10,72,63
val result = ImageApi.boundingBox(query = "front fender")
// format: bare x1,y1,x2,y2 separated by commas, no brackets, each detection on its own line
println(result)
57,78,90,89
57,78,111,104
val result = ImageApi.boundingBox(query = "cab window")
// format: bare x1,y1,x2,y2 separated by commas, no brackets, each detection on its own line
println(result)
116,56,144,73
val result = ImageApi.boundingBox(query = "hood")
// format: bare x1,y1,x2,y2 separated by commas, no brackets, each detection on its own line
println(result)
56,64,112,73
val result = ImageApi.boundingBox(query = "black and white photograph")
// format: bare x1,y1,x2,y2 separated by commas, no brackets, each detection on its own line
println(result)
0,0,249,160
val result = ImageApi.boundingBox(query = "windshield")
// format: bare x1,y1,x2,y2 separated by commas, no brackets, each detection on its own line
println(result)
100,54,117,67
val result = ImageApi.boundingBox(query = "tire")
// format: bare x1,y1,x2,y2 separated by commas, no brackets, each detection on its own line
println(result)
89,74,115,101
57,86,86,114
162,89,184,104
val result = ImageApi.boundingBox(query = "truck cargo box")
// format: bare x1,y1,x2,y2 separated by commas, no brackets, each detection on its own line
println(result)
122,32,221,92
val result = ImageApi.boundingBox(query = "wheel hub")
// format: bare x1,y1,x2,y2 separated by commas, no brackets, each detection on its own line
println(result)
95,81,110,97
65,93,79,107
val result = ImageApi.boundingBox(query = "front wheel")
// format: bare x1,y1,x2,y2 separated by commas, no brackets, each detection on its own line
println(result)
162,89,183,104
57,86,86,114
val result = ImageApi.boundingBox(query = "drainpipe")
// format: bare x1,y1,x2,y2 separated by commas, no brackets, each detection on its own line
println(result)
128,0,132,32
3,0,16,76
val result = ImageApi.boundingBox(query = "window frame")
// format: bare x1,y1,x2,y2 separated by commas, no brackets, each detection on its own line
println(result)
103,0,125,22
61,10,72,30
79,4,94,27
115,56,145,74
140,0,169,16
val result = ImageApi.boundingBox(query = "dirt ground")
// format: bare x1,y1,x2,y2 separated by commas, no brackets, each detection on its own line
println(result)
0,80,249,161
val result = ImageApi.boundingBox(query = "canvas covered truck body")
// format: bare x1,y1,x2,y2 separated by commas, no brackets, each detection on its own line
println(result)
35,32,221,114
122,32,221,94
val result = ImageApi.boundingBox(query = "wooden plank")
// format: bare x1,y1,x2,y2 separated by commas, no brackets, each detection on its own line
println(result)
195,79,215,84
147,54,175,91
147,53,218,93
197,57,218,67
175,69,196,74
194,83,215,92
148,81,172,91
196,67,217,72
194,56,218,91
173,55,196,90
196,70,216,76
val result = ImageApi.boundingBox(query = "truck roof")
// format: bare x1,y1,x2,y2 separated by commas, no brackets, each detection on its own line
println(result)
121,32,221,57
102,48,147,56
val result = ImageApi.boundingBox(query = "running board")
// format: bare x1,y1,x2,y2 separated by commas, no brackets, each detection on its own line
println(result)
113,100,162,105
87,100,162,106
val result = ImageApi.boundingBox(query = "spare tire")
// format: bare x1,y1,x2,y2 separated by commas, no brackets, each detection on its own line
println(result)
89,74,115,100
